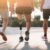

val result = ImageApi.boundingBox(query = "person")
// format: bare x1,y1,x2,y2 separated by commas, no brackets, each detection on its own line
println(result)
0,0,9,41
16,0,34,42
0,15,9,41
41,0,50,39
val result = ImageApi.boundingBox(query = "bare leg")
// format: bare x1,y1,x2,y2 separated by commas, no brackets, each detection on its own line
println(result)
17,14,22,30
2,17,9,32
25,14,31,41
25,14,31,31
43,19,48,39
0,17,9,41
17,14,23,42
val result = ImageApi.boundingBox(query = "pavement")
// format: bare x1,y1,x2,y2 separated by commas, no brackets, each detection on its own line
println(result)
0,27,50,50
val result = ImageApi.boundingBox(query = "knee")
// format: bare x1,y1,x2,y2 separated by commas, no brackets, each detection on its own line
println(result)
17,14,22,21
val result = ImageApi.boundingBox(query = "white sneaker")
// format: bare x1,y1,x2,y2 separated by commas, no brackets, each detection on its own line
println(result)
42,36,47,41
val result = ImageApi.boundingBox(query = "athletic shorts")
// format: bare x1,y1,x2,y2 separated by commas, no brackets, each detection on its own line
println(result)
43,9,50,19
16,7,33,14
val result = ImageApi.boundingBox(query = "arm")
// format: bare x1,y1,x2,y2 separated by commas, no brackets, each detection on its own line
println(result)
32,0,35,10
40,0,45,9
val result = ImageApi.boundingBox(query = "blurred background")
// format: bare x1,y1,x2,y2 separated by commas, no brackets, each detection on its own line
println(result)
0,0,50,27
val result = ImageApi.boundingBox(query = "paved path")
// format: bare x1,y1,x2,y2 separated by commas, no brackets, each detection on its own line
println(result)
0,27,50,50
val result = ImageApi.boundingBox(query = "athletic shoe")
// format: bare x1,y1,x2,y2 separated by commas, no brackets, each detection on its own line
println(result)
42,34,47,40
19,36,23,42
0,32,7,41
25,31,29,41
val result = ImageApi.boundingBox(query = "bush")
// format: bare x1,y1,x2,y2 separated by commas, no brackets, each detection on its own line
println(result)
10,18,26,27
9,17,50,27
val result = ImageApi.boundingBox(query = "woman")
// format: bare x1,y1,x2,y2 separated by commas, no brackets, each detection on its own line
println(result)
16,0,34,42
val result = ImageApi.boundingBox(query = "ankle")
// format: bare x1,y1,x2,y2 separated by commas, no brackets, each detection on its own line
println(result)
44,33,47,37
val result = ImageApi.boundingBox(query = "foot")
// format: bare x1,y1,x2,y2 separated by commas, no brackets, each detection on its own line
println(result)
19,36,23,42
25,31,29,41
0,32,7,41
42,34,47,40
